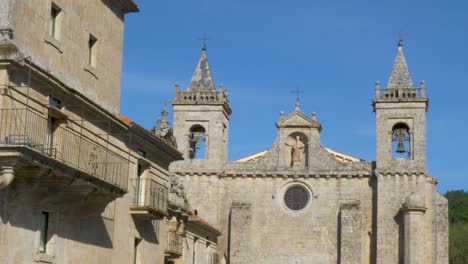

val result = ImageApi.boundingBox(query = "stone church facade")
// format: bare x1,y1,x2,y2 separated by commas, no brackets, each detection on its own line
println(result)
169,42,449,263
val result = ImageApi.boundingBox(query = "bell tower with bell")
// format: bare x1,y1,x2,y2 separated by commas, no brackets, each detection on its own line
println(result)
373,40,429,172
172,43,231,162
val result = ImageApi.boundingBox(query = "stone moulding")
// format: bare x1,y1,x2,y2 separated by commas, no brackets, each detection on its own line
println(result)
174,170,372,179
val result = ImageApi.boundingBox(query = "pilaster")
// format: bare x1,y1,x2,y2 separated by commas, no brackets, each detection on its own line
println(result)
339,201,362,264
229,202,252,264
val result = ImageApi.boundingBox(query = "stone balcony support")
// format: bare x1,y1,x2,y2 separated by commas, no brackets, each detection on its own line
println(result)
0,165,14,189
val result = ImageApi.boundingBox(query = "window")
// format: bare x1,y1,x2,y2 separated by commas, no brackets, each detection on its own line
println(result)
284,185,310,211
45,117,56,156
136,149,146,158
88,34,97,67
38,211,50,253
135,163,146,206
133,238,142,264
49,97,62,108
49,4,60,39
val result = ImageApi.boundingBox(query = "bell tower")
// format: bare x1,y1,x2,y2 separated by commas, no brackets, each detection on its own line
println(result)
172,46,231,162
373,40,429,171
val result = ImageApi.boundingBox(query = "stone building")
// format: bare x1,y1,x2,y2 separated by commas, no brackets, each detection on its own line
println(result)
169,41,449,263
0,0,207,263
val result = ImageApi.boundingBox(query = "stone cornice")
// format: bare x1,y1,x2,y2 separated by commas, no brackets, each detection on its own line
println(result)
172,170,372,179
375,170,428,177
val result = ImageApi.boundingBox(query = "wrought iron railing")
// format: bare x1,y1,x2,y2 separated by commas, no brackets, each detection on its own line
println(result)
0,108,129,190
166,231,183,256
131,178,167,214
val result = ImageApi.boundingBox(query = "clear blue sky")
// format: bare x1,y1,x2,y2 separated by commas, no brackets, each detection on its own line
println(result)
120,0,468,193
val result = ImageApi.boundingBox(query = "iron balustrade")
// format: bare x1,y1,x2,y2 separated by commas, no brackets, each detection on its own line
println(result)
0,108,129,190
131,178,168,214
166,231,183,256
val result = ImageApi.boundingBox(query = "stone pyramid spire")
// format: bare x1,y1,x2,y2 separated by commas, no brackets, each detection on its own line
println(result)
387,40,414,88
188,48,216,91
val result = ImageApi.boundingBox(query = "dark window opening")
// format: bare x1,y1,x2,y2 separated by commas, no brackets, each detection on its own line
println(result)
45,117,56,156
39,211,50,253
49,97,62,108
49,4,60,39
88,34,97,67
133,238,142,264
284,185,310,211
136,149,146,158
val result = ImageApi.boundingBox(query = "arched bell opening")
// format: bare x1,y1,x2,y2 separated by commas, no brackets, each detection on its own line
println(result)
188,125,206,159
391,122,411,159
285,132,309,168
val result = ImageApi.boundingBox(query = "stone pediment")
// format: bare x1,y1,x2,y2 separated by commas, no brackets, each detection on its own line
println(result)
276,111,322,131
224,139,372,175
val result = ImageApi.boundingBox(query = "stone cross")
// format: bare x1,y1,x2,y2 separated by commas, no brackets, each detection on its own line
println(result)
396,32,408,47
198,32,210,51
291,86,304,103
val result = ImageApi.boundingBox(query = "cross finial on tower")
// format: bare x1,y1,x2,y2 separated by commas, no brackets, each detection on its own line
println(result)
397,32,407,47
198,32,210,51
291,85,304,111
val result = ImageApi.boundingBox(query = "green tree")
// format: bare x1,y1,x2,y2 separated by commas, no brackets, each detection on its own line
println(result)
445,190,468,264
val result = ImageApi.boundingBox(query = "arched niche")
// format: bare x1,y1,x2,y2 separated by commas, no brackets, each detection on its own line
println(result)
284,131,309,168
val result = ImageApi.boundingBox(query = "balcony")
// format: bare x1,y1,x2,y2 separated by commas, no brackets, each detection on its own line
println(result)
165,231,183,256
0,108,129,205
130,178,168,219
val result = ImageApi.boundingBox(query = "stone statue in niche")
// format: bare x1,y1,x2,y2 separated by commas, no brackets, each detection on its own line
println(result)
285,135,306,168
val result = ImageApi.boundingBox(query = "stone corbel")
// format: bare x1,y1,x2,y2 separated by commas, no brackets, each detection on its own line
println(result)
0,28,13,42
0,165,14,190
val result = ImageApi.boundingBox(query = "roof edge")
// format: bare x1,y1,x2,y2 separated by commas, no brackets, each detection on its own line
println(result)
112,0,139,13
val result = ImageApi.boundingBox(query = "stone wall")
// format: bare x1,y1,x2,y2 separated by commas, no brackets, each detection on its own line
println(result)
2,0,127,115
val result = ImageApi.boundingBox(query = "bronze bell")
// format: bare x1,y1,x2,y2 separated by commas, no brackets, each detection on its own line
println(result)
396,141,406,153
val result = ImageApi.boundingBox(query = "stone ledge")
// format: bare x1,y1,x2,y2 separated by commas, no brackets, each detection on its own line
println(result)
83,64,99,79
34,252,55,263
44,35,63,54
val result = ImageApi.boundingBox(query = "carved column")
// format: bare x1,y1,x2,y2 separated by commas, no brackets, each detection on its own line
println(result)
339,201,362,264
229,202,252,264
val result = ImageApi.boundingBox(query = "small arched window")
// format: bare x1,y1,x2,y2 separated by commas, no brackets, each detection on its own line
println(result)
189,125,206,159
392,122,411,158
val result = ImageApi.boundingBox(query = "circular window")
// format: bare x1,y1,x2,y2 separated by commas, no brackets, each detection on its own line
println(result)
284,185,310,211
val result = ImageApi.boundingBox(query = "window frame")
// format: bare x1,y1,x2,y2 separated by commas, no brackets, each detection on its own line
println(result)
49,3,61,40
88,34,98,67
